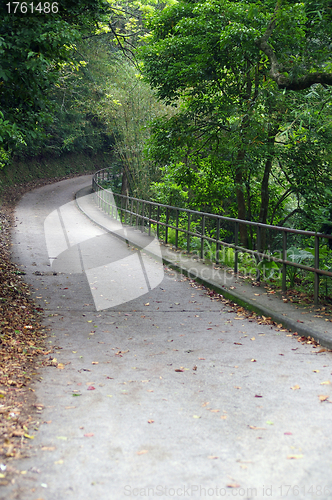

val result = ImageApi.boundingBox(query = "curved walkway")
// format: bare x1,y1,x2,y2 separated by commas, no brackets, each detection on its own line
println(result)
2,176,332,500
77,184,332,350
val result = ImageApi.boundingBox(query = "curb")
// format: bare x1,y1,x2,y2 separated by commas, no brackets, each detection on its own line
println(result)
160,259,332,350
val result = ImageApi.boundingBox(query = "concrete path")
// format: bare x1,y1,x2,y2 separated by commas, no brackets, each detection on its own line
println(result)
76,185,332,349
2,176,332,500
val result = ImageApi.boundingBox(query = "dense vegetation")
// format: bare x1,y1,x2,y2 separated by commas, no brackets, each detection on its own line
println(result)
1,0,332,296
140,0,332,235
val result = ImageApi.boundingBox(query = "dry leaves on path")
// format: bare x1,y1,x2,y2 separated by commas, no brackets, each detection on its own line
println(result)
189,280,332,348
0,206,48,482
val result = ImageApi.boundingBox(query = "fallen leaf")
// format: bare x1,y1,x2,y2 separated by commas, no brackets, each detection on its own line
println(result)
23,434,35,439
313,369,320,373
193,415,201,419
227,483,241,488
284,432,292,435
291,385,300,390
249,426,266,430
250,337,255,341
147,420,154,424
56,436,67,440
319,395,329,402
84,433,94,438
266,421,274,425
57,363,65,369
175,369,184,372
54,460,63,465
144,303,150,306
255,394,263,398
287,454,303,459
210,409,220,413
320,381,331,385
137,450,148,455
208,456,218,459
91,361,99,365
251,359,257,362
87,386,95,391
220,415,227,420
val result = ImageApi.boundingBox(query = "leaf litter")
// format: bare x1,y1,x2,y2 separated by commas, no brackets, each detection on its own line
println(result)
188,279,332,349
0,205,49,483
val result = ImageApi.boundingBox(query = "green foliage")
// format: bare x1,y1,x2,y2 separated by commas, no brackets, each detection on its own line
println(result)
72,40,169,197
257,257,280,280
0,0,110,155
139,0,332,241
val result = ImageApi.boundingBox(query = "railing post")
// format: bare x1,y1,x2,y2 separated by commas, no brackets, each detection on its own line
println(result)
130,198,134,226
141,202,145,232
107,190,111,215
125,197,128,225
120,197,123,223
187,212,191,253
314,234,320,305
165,207,169,244
136,200,139,229
256,225,261,281
157,205,160,239
234,221,239,274
148,204,152,236
216,218,220,264
175,209,179,248
282,231,287,292
201,215,205,260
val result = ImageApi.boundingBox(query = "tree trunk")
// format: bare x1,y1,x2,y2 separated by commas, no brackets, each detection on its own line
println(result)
121,167,129,197
258,126,277,250
235,151,248,247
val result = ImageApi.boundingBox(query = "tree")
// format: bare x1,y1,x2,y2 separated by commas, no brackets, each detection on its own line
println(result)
140,0,332,245
75,37,168,197
0,0,110,166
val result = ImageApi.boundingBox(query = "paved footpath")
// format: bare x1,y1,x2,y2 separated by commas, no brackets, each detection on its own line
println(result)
2,176,332,500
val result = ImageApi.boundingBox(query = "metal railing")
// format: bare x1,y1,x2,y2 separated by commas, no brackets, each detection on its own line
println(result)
92,168,332,305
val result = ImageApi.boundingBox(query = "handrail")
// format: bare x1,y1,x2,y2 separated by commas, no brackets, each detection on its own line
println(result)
92,168,332,305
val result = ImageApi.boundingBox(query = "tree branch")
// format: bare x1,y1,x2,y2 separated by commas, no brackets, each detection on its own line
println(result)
256,2,332,90
279,207,304,226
